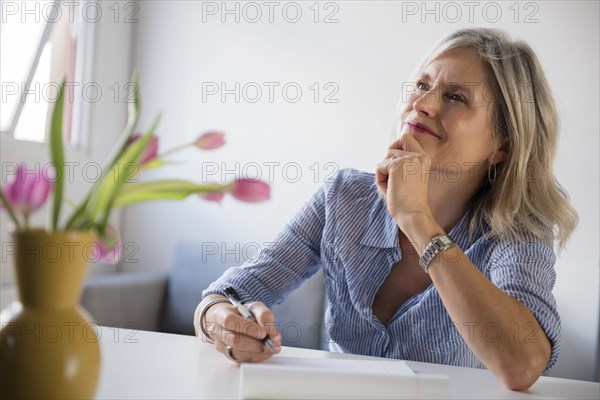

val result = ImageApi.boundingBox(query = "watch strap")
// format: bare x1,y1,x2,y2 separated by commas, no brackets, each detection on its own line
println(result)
419,234,456,273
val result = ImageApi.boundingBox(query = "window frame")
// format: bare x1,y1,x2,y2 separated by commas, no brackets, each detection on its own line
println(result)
0,0,96,150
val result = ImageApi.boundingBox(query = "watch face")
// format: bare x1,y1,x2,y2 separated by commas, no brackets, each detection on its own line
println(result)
436,235,453,246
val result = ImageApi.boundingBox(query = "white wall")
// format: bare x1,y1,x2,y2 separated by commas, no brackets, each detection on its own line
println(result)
125,1,598,381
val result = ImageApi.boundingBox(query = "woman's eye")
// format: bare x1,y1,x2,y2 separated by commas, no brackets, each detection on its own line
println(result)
416,81,428,90
447,93,465,102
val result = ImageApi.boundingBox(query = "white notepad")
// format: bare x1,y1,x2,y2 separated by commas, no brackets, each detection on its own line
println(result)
240,356,448,399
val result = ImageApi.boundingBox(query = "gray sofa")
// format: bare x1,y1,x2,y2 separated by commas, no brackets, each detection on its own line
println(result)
81,241,330,350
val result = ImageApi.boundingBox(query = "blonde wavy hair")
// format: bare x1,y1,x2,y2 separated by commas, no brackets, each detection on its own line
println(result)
396,28,578,248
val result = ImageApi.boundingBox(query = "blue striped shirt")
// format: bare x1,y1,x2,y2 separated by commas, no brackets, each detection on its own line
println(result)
203,168,561,371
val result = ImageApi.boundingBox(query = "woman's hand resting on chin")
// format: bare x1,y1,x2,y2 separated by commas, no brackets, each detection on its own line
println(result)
376,134,434,233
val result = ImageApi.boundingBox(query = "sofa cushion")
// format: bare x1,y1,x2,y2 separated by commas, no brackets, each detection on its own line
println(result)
82,272,167,331
159,242,231,335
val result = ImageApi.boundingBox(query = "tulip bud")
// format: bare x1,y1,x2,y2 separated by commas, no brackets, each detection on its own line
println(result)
3,163,54,216
93,225,122,265
230,178,270,203
195,131,225,150
128,133,159,164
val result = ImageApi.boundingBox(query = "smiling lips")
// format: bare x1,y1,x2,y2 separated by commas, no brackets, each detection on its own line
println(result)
405,121,439,138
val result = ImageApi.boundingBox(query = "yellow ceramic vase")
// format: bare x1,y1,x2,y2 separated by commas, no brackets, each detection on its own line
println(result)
0,229,101,399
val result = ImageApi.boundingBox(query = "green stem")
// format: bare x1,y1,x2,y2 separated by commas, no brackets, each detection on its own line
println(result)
0,188,22,229
159,143,194,159
63,197,78,209
64,194,91,230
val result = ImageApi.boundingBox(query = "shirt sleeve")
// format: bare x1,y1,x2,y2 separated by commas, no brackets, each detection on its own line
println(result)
202,180,329,308
487,236,561,372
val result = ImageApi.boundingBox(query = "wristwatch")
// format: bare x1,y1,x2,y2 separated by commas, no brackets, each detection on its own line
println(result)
419,234,456,273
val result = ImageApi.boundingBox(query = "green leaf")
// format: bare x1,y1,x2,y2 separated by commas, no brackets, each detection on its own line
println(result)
104,71,142,169
82,112,163,233
0,188,22,229
113,180,225,207
49,81,65,230
99,115,164,229
138,158,174,171
83,126,155,230
64,194,90,230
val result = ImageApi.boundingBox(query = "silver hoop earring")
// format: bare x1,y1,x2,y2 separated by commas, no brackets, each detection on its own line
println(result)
488,163,497,185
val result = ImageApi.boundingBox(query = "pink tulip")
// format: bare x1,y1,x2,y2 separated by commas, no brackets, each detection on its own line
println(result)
230,178,270,203
195,131,225,150
93,225,122,264
200,192,225,202
3,163,54,216
128,133,159,164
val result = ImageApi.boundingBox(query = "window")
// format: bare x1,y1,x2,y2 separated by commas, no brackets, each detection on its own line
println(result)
1,0,95,146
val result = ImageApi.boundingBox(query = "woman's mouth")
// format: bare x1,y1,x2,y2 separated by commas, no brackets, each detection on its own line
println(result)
405,121,439,138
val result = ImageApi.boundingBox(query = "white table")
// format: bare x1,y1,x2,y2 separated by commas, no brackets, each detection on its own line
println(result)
95,327,599,399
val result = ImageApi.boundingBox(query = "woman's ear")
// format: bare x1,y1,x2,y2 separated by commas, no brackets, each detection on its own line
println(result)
490,136,509,164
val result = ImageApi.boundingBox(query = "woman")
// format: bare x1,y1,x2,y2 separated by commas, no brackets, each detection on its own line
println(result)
193,28,577,390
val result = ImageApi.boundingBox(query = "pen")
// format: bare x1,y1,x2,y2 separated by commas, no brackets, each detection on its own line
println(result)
223,286,276,352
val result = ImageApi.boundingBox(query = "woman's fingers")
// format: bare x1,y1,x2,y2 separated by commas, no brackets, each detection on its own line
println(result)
388,137,404,152
376,158,393,192
385,134,425,160
387,134,426,156
376,152,412,192
385,149,411,159
247,302,282,348
216,340,276,364
214,335,269,363
378,134,430,193
207,300,281,363
400,133,426,154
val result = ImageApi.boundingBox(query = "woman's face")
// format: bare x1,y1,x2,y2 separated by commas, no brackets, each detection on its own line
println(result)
400,47,506,184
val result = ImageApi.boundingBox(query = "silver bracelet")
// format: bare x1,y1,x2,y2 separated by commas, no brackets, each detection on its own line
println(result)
199,298,230,344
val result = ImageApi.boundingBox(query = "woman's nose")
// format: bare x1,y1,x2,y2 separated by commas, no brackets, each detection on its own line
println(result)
413,89,440,118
